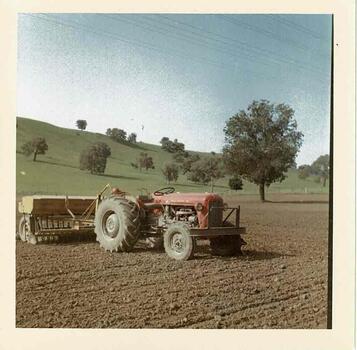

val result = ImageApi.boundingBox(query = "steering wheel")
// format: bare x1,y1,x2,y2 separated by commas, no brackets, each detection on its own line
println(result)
153,187,175,196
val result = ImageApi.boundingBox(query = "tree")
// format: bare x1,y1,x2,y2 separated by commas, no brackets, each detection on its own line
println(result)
229,175,243,191
138,152,155,171
79,142,111,174
76,119,87,131
310,154,330,187
160,137,185,153
172,139,185,153
223,100,303,201
172,150,189,163
181,154,200,174
106,128,127,142
187,156,225,192
160,137,170,148
162,163,179,184
21,137,48,161
128,133,137,143
297,164,312,180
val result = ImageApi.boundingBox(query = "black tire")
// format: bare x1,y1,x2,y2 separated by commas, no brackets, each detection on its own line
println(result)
94,196,141,252
18,216,28,242
163,223,195,261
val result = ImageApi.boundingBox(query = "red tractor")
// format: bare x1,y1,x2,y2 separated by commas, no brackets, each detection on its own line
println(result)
95,186,247,261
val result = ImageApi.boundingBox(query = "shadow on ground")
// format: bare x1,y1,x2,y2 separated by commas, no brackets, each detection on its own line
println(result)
242,249,294,260
17,237,293,262
36,159,78,169
264,200,328,204
97,173,140,181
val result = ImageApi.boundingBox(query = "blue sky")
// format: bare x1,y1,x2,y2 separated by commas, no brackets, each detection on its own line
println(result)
17,14,331,165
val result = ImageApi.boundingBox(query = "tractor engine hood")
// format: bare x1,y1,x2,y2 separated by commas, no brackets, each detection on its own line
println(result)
153,192,223,206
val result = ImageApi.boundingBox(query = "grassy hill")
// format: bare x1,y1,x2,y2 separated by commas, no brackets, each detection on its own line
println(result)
16,117,329,196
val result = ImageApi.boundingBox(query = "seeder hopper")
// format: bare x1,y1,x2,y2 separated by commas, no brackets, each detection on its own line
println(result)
17,186,108,244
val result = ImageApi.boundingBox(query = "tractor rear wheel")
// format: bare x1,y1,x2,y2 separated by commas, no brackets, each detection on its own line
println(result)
163,223,195,261
94,196,141,252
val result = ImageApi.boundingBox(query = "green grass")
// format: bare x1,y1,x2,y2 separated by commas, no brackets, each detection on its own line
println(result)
16,117,329,196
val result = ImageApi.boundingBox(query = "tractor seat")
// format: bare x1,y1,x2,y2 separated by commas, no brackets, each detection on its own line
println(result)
137,194,151,201
142,203,164,210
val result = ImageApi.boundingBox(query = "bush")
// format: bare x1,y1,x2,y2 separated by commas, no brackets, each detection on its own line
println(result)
228,176,243,191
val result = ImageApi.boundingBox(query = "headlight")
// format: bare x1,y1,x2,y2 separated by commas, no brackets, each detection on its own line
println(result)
196,203,203,211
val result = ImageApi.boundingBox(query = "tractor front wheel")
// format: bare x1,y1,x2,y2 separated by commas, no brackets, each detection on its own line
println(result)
163,223,195,261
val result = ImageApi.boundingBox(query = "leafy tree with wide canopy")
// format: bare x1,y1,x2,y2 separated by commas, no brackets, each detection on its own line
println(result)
223,100,303,201
76,119,87,131
79,142,111,174
21,137,48,162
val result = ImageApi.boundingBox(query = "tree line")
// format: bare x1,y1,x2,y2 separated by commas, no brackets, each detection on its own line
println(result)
77,119,137,143
19,100,329,201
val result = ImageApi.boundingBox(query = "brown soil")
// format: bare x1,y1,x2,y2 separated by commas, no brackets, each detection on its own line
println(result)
16,193,329,328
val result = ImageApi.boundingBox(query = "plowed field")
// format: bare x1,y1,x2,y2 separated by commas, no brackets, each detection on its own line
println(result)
16,194,329,328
